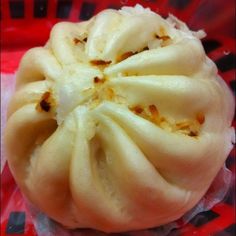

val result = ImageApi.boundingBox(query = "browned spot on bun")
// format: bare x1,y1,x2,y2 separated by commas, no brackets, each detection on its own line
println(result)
90,60,112,66
117,51,136,63
149,105,159,119
159,26,167,37
188,131,198,137
176,120,191,130
36,91,54,112
141,46,149,51
196,112,205,124
94,77,106,84
129,105,144,114
106,88,115,100
73,38,82,44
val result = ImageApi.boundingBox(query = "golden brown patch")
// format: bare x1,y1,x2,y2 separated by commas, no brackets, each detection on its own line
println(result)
176,120,191,130
128,104,202,137
90,60,112,66
155,28,171,47
141,46,149,51
117,51,135,63
156,35,171,47
36,91,55,112
129,105,144,114
159,26,167,37
129,104,161,125
174,118,201,137
128,103,203,137
196,112,205,124
149,105,159,120
155,34,171,42
188,131,198,137
106,88,115,100
160,117,166,122
161,35,171,41
94,77,106,84
73,38,82,44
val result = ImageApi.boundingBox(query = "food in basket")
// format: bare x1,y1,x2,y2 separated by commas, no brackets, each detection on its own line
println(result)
4,4,235,233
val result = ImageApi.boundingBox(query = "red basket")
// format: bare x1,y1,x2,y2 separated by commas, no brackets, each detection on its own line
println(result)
1,0,235,235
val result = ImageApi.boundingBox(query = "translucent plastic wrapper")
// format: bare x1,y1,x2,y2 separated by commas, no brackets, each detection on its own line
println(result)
1,73,234,236
1,74,16,173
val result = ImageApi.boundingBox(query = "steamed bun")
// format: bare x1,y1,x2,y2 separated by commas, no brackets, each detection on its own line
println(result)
5,4,235,233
